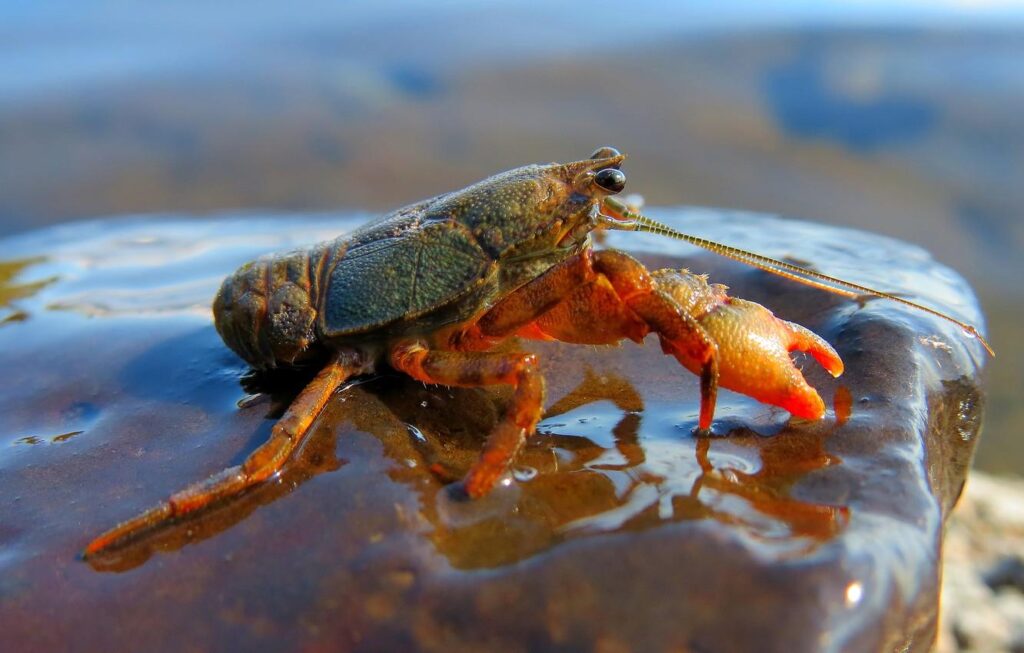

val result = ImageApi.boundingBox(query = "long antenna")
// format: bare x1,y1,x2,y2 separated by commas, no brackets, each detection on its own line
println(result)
602,197,994,356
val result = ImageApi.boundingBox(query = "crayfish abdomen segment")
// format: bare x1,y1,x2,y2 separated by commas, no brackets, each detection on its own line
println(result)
213,247,327,369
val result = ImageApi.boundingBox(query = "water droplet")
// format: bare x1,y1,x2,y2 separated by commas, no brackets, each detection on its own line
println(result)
236,393,263,409
918,335,952,352
956,398,978,442
51,430,83,443
406,424,427,444
845,581,863,606
512,466,537,482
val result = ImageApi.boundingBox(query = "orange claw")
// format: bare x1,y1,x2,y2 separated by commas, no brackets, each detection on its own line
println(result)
652,270,843,421
703,298,842,419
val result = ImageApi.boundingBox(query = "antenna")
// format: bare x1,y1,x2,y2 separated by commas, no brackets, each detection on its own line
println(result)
602,197,994,356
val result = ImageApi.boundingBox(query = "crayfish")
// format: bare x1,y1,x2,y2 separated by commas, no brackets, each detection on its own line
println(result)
83,147,991,557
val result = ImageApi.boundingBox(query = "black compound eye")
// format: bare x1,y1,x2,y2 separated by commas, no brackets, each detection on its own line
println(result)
590,146,622,160
593,168,626,193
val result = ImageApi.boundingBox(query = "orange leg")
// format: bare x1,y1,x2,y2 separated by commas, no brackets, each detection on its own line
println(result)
83,349,365,558
390,342,544,498
591,250,720,430
475,251,594,338
471,249,720,430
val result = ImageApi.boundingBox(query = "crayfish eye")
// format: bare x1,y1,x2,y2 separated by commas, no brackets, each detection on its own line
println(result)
593,168,626,193
590,146,622,160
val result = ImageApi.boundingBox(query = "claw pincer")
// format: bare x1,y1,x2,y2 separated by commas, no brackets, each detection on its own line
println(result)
651,269,843,420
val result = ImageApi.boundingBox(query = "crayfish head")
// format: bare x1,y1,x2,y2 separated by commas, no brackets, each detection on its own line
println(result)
555,146,626,200
544,146,629,248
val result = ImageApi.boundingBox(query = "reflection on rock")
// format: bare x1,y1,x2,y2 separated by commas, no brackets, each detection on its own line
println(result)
0,256,54,324
373,370,850,570
84,362,845,573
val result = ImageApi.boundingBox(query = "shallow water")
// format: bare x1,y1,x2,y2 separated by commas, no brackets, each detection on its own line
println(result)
0,209,985,650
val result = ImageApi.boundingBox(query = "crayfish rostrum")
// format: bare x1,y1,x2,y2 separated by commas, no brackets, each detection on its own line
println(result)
84,147,991,557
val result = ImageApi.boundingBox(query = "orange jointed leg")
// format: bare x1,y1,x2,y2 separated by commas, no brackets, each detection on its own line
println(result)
471,249,721,430
475,251,593,338
473,245,840,433
83,350,364,558
390,342,545,498
590,250,720,430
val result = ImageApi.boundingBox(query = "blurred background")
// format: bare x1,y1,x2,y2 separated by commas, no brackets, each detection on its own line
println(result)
1,0,1021,473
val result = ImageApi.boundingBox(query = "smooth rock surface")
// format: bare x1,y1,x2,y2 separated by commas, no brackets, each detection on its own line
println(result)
0,208,988,652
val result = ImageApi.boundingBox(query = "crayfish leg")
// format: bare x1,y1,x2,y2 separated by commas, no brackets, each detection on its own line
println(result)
497,249,721,430
588,250,722,430
82,349,365,559
390,341,545,498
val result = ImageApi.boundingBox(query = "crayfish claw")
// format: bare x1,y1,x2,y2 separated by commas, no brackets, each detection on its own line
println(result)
781,319,844,378
692,297,841,422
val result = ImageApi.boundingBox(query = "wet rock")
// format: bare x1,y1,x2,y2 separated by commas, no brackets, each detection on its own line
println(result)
0,208,988,652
